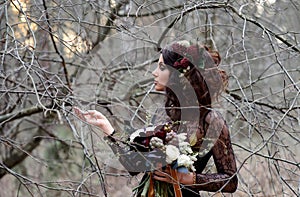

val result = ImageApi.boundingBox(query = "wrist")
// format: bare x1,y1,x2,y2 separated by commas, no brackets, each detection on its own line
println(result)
180,172,195,185
104,126,115,136
192,172,196,185
104,130,117,143
106,129,115,136
109,130,116,136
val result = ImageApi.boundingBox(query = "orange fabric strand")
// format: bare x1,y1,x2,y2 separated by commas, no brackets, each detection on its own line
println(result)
169,166,183,197
148,173,155,197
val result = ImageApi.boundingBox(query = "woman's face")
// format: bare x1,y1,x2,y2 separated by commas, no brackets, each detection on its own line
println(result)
152,54,170,91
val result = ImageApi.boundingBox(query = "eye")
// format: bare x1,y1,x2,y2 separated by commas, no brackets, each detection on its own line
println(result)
159,62,167,71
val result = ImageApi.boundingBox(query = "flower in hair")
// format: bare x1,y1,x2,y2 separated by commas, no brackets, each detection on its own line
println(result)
173,57,190,71
170,42,205,71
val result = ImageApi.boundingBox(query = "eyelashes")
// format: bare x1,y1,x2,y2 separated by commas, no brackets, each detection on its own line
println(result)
159,62,167,71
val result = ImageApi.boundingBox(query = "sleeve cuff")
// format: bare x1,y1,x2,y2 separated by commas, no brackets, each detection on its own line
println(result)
104,130,117,142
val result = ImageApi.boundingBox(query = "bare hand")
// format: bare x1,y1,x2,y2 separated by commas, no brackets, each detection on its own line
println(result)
74,106,114,136
153,165,194,185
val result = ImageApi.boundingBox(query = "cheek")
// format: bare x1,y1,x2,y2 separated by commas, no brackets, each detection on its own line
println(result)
162,71,170,83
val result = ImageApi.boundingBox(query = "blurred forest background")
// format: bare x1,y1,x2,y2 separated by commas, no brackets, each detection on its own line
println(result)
0,0,299,196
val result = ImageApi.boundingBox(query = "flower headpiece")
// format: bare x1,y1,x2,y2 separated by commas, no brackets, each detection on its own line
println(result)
166,41,205,73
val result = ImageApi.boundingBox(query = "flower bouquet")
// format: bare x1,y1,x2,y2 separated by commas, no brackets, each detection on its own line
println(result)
131,121,198,197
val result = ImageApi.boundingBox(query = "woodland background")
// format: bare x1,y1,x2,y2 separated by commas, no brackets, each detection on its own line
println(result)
0,0,299,196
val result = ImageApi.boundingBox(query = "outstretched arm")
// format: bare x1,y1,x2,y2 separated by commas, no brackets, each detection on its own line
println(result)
74,107,164,175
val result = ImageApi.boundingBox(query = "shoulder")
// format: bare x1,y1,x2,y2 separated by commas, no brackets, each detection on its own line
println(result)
204,110,225,126
204,110,229,136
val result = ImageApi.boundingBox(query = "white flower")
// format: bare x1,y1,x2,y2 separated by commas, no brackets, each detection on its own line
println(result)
189,154,198,162
179,141,193,155
165,131,176,142
177,133,187,142
165,145,180,164
177,154,194,169
190,164,196,172
150,137,164,149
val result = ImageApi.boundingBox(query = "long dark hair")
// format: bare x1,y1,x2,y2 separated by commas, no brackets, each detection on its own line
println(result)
161,41,227,124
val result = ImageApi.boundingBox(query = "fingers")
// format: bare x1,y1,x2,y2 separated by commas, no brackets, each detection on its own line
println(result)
73,107,114,135
86,110,96,115
73,107,104,120
73,107,88,121
73,108,101,125
156,162,163,169
87,110,106,119
153,168,174,184
82,113,101,125
153,170,168,182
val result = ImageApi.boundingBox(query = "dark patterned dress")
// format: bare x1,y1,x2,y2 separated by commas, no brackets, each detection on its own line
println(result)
104,110,238,196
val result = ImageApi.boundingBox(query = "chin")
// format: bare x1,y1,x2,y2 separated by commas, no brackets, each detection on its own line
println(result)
154,83,166,91
155,87,165,92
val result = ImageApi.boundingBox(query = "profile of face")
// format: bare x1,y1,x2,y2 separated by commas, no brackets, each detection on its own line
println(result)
152,54,170,91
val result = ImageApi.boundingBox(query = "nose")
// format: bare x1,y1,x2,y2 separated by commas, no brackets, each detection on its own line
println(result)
152,66,158,77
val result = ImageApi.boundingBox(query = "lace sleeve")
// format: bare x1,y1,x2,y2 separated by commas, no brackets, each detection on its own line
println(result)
194,111,238,192
104,133,165,176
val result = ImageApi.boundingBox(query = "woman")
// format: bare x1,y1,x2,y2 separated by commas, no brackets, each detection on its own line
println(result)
74,41,238,196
